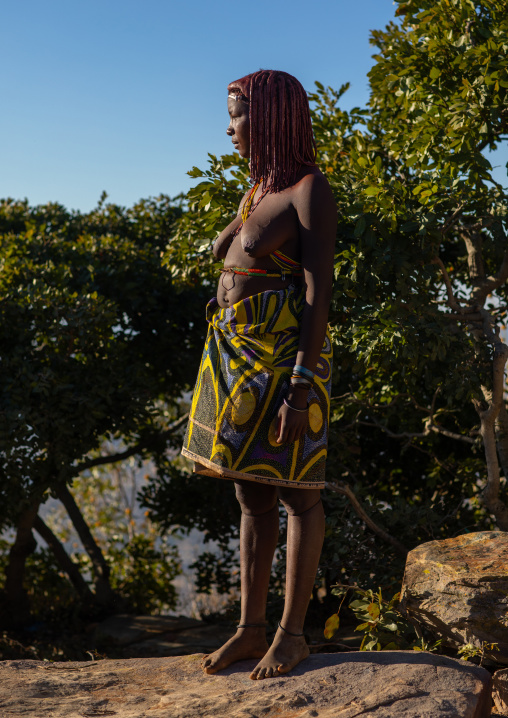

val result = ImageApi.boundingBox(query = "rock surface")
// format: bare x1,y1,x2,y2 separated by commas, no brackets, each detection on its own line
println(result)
401,531,508,663
494,668,508,713
93,614,233,658
0,651,492,717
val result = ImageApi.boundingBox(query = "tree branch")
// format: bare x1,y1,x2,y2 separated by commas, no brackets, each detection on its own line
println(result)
441,205,464,235
431,256,462,312
325,480,408,557
33,515,95,603
496,403,508,481
73,413,189,474
55,484,116,606
473,248,508,303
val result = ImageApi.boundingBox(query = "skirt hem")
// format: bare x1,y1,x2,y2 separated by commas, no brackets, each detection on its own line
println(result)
181,447,324,490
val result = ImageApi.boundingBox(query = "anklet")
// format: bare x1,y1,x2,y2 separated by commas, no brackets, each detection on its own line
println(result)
278,621,304,637
237,622,267,628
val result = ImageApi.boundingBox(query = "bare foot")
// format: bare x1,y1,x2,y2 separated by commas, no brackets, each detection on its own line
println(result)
201,626,269,675
250,627,309,680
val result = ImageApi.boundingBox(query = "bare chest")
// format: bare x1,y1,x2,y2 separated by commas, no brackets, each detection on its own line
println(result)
231,192,299,263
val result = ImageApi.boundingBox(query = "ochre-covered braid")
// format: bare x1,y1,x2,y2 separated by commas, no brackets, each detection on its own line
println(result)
227,70,317,194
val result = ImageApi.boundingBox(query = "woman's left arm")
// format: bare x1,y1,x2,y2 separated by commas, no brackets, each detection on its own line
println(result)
276,172,337,444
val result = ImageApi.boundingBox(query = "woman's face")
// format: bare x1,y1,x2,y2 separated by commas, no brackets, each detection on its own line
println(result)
227,97,250,158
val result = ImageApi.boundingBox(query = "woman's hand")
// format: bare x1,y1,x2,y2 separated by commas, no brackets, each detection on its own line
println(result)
276,386,309,444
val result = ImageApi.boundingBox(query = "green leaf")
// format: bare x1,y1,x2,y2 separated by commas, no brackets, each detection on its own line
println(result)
354,217,367,237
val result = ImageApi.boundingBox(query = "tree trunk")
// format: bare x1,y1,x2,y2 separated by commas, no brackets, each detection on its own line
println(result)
2,502,39,628
477,407,508,530
55,484,117,607
33,515,95,604
495,403,508,482
475,345,508,530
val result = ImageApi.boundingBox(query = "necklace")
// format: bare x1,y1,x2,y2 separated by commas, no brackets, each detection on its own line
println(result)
231,181,269,240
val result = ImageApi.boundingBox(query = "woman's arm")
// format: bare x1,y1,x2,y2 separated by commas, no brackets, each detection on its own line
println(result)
277,172,337,444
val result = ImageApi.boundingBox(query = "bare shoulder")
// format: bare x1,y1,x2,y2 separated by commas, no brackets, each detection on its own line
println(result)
291,168,337,228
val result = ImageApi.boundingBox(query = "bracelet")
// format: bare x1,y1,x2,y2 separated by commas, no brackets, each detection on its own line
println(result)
283,397,309,413
291,375,312,386
293,365,315,381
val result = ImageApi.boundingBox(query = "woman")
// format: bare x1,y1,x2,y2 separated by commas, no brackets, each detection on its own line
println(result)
182,70,337,679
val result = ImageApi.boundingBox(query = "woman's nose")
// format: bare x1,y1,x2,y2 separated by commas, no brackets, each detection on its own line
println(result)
226,124,233,136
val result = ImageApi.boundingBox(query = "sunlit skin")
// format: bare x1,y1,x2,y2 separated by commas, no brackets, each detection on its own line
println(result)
200,96,337,680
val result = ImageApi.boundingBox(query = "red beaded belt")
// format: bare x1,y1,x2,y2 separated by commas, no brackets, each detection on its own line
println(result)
220,266,303,279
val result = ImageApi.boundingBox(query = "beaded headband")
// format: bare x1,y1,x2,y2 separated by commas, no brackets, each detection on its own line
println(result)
228,92,249,103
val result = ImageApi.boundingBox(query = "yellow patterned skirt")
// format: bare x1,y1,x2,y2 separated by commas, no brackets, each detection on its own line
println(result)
181,286,332,488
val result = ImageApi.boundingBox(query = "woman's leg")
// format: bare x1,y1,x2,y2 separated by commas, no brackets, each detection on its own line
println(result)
202,479,279,674
250,487,325,680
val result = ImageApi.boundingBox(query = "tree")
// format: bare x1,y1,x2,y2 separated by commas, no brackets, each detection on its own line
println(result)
0,195,206,624
312,0,508,587
154,0,508,595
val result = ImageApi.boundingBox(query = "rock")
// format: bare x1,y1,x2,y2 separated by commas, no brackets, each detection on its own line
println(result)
93,614,234,658
94,614,203,647
400,531,508,663
122,624,235,658
0,651,492,717
494,668,508,713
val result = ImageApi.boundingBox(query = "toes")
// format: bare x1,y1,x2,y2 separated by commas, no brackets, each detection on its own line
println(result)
250,669,260,681
202,656,220,674
203,661,219,675
276,662,290,675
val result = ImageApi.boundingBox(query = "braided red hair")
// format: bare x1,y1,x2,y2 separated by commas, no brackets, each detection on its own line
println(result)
227,70,317,193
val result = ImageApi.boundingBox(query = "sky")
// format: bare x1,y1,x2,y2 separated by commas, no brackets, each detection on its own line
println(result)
1,1,506,213
0,0,400,212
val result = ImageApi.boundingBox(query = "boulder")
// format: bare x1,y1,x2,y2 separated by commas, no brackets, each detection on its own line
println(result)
493,668,508,714
0,651,492,717
400,531,508,663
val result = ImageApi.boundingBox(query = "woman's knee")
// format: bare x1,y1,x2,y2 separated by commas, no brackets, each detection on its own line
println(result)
277,487,321,516
235,480,278,516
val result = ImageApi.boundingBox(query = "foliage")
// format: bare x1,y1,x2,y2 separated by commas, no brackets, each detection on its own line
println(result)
325,586,442,652
0,195,205,520
316,0,508,589
139,460,241,595
42,456,182,615
458,641,499,664
163,153,250,286
0,194,204,618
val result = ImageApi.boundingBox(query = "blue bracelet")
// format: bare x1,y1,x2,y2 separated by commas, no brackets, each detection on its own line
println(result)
293,365,315,380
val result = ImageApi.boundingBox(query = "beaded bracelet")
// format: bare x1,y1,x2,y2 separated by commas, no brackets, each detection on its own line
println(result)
291,374,312,384
293,365,315,381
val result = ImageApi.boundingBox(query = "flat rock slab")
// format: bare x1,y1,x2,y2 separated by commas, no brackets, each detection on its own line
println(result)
0,651,492,717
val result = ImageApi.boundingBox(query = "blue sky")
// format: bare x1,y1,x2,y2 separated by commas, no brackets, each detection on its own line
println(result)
1,1,505,212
